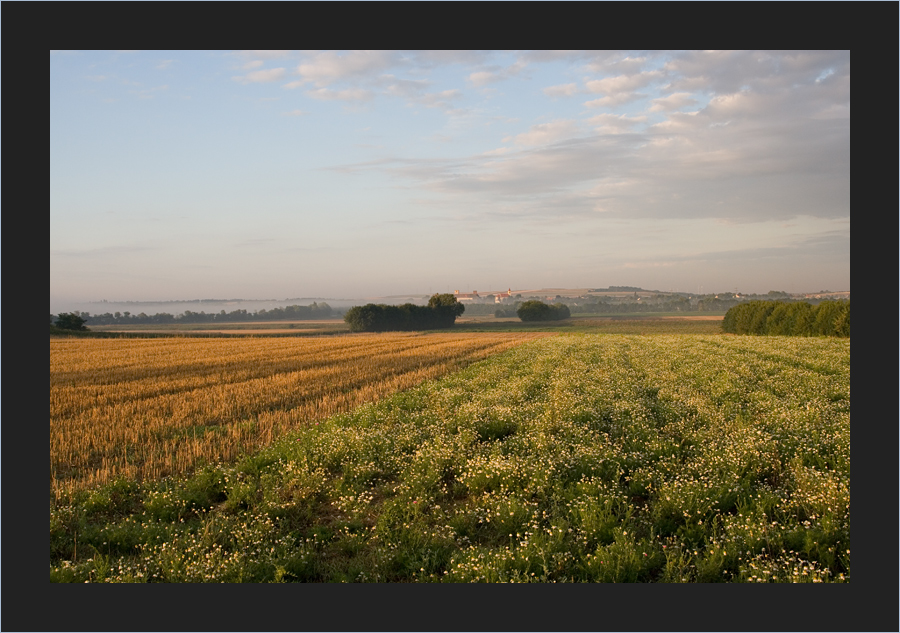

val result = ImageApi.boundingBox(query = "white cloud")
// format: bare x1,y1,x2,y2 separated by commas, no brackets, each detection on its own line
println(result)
281,109,308,116
584,93,644,109
296,50,396,87
648,92,698,112
233,68,286,84
608,56,649,74
237,50,291,60
576,51,624,73
305,87,372,101
379,74,430,98
663,50,849,95
521,50,585,64
413,50,489,66
468,71,497,87
377,76,464,116
156,60,175,70
468,60,527,87
542,83,578,98
585,70,663,95
385,78,848,223
506,119,579,146
587,113,647,134
417,89,462,113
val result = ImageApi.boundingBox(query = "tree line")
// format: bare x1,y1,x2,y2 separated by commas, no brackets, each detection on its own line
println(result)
493,297,691,317
51,313,89,331
722,300,849,337
51,302,334,327
573,296,694,313
344,294,465,332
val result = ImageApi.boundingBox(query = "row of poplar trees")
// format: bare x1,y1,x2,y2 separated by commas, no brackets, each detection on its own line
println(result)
722,300,849,337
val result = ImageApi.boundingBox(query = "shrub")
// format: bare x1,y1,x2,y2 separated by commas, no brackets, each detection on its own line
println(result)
344,295,465,332
55,313,88,331
517,301,570,322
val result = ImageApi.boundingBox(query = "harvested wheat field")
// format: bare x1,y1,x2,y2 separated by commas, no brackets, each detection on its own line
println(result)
50,332,550,500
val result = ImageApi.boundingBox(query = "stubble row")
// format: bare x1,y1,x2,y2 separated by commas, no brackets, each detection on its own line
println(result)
51,332,551,501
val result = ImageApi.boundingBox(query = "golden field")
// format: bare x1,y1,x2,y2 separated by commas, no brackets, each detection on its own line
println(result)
50,332,550,500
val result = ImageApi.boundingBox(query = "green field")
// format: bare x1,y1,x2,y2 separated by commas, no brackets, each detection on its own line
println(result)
50,331,849,583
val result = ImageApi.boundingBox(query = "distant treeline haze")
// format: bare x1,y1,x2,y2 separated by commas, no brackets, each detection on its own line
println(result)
58,302,334,326
56,291,847,326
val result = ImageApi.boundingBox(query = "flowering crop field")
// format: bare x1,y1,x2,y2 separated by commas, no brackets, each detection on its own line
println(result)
50,332,549,500
50,333,849,583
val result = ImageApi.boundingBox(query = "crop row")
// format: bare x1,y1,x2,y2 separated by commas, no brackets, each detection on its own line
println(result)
50,332,549,500
51,333,849,582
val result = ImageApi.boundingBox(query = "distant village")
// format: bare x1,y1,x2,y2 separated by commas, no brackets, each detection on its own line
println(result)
445,286,849,315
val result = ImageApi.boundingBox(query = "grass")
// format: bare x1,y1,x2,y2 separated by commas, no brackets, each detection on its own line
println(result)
50,332,849,583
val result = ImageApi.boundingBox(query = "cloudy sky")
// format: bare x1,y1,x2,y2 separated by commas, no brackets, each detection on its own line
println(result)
50,50,849,309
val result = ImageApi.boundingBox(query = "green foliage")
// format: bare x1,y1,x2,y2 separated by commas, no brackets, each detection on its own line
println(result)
427,293,466,317
813,300,850,337
516,300,570,322
82,478,142,518
54,312,89,331
344,294,465,332
723,301,849,337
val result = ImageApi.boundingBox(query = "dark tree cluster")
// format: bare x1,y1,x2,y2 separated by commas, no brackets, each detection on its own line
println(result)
343,294,465,332
722,300,849,337
52,313,89,331
516,300,571,322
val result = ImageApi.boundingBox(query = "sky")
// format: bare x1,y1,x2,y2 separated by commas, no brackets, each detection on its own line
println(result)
50,50,850,311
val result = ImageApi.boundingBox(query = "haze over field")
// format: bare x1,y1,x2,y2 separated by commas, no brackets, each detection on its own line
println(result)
51,50,849,313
